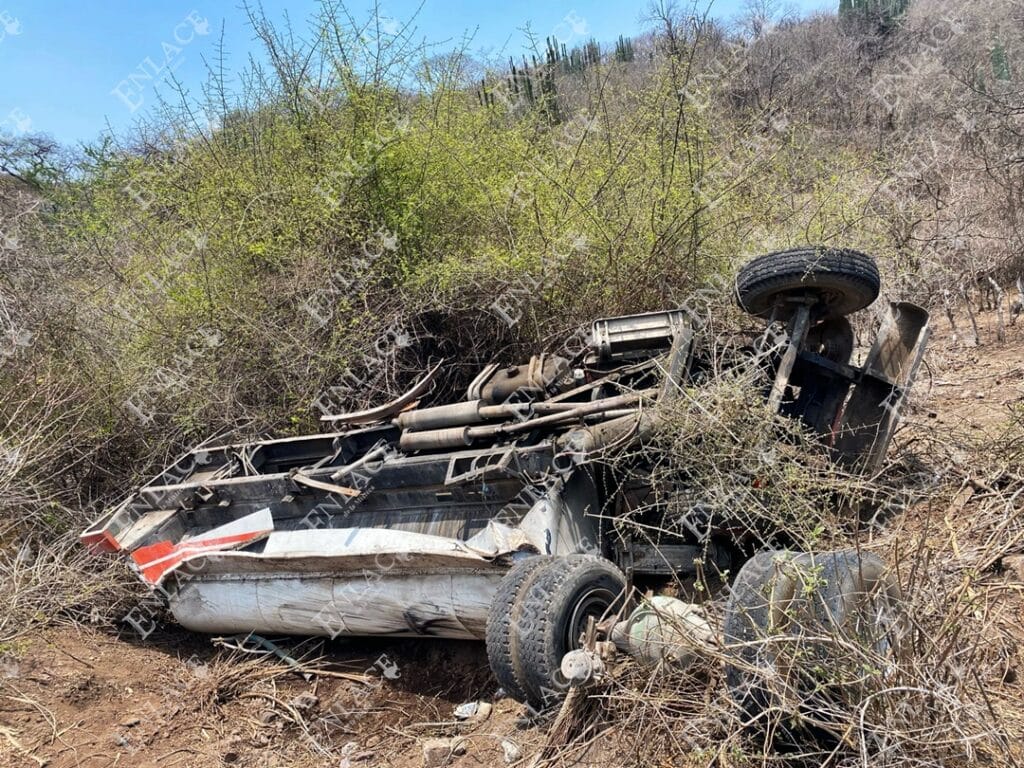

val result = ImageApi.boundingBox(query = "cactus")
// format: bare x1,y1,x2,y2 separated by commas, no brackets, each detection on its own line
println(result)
614,35,635,63
569,47,583,73
546,36,560,69
477,78,496,108
992,41,1011,81
494,38,576,122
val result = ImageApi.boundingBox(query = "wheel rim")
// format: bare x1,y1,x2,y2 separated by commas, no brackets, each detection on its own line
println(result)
564,587,616,651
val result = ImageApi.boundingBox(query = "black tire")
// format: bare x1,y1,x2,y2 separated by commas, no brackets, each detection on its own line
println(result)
486,555,554,702
723,550,903,739
722,551,800,723
514,555,627,711
736,247,880,321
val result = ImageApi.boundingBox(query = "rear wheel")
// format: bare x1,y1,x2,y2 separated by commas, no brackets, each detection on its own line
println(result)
485,555,554,702
511,555,627,711
736,247,880,321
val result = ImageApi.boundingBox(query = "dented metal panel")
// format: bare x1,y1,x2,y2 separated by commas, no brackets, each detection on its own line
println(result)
170,570,502,639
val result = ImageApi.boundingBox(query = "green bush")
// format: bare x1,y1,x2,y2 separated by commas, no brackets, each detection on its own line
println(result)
0,0,951,512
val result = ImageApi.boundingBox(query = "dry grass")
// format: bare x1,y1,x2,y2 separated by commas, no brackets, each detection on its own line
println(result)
0,378,143,645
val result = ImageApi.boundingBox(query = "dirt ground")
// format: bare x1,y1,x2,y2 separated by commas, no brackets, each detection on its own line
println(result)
0,626,530,768
2,306,1023,768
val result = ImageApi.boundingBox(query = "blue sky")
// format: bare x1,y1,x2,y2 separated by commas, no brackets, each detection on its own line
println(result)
0,0,834,147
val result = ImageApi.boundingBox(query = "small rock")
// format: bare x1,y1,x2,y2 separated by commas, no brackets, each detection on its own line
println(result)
422,739,448,768
0,656,19,679
121,717,141,728
453,701,491,722
1003,554,1024,582
113,733,129,748
290,693,319,711
422,737,465,768
259,709,278,725
501,738,522,764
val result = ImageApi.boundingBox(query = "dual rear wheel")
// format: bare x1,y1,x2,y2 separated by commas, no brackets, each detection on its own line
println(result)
485,554,627,712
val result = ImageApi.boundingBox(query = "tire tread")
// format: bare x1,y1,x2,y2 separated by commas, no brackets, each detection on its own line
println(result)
516,555,626,709
736,247,881,319
485,555,554,702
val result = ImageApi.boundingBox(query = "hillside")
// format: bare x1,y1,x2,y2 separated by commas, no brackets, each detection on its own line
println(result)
1,0,1024,765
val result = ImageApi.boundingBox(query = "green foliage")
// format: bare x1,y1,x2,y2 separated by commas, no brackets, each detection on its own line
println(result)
0,0,932,510
0,134,67,190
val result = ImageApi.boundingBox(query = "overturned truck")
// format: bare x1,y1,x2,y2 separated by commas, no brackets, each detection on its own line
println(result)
82,247,929,711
